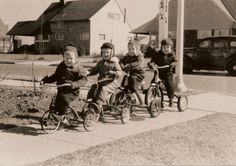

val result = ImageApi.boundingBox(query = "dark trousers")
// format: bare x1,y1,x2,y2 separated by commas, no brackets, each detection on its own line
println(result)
50,91,80,115
121,74,144,104
159,73,175,100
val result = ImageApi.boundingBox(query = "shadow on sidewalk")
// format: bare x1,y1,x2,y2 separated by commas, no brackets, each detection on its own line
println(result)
0,123,44,136
13,114,41,123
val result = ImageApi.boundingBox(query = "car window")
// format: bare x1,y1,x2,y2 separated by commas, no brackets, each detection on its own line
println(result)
230,40,236,47
199,40,211,48
213,39,228,48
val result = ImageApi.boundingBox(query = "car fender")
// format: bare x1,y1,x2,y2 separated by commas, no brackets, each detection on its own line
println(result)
225,55,236,69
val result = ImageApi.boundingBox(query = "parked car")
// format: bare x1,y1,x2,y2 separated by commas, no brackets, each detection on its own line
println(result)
183,36,236,76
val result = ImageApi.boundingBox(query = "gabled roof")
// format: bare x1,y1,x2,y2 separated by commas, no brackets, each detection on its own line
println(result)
131,0,236,34
51,0,110,21
7,21,38,36
0,18,8,36
130,16,159,35
221,0,236,20
36,2,69,24
7,2,67,36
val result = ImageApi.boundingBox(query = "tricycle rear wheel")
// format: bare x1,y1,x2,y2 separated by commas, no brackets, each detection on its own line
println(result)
41,110,60,134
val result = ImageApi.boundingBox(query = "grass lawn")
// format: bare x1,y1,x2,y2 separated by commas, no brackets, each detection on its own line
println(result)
32,113,236,166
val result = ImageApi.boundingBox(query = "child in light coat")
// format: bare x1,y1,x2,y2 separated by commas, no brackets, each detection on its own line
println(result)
119,40,145,104
87,42,122,110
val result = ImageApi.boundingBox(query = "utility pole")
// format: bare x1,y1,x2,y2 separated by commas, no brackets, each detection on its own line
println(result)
175,0,187,92
158,0,169,49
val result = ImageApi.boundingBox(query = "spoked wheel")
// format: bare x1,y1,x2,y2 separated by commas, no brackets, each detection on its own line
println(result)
177,96,188,112
121,105,131,124
145,86,162,106
83,103,99,131
148,97,162,118
109,90,126,106
41,110,60,134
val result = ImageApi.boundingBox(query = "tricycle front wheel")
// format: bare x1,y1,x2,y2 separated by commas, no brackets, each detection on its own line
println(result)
121,106,130,124
177,96,188,112
41,110,60,134
83,103,99,131
148,98,162,118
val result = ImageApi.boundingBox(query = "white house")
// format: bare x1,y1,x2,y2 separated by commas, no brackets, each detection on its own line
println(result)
7,0,133,55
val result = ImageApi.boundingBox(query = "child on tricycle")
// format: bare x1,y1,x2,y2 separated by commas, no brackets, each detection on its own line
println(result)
87,42,122,112
148,38,177,107
119,39,145,105
40,45,87,124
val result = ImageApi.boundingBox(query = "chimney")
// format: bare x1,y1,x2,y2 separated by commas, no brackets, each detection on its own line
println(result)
60,0,67,5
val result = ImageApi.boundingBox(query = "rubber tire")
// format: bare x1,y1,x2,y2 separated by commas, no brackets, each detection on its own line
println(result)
177,96,188,112
148,98,162,118
121,106,130,124
145,86,162,106
83,103,99,131
227,59,236,76
41,110,60,134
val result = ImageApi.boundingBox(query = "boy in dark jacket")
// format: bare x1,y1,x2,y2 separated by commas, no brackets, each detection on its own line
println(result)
87,42,122,110
119,40,145,104
40,45,87,122
148,38,177,107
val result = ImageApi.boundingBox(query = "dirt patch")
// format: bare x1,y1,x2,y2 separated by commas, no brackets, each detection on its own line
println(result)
0,86,55,129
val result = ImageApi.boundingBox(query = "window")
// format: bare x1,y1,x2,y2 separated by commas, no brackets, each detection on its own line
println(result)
198,30,212,39
55,33,64,40
99,34,106,40
214,30,229,36
107,12,120,20
213,40,228,48
35,34,50,41
231,41,236,47
55,21,64,28
199,40,211,48
80,32,89,40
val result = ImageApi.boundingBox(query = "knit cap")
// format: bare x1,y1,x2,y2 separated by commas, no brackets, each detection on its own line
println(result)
64,45,78,57
161,38,173,46
100,42,114,50
128,39,141,50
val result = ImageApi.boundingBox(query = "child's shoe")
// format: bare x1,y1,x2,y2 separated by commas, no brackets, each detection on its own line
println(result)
62,118,69,126
169,99,173,107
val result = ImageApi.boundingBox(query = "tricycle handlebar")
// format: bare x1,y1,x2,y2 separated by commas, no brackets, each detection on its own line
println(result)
41,83,71,88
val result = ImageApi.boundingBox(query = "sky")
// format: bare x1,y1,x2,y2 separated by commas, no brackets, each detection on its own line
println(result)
0,0,160,44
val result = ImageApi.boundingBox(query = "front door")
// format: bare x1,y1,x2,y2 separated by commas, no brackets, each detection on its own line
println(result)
194,39,211,70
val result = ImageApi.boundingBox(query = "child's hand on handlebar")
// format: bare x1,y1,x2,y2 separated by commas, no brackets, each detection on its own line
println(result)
40,76,49,85
106,71,116,77
71,82,80,89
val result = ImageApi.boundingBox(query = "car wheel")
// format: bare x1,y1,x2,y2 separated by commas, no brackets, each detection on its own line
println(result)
227,59,236,76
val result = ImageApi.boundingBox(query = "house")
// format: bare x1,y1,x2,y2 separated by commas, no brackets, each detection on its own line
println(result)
0,18,12,53
131,0,236,47
7,0,132,55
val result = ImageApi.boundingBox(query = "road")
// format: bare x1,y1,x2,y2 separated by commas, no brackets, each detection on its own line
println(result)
0,64,236,95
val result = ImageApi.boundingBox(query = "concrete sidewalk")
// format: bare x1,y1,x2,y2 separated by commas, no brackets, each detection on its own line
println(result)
0,85,235,165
